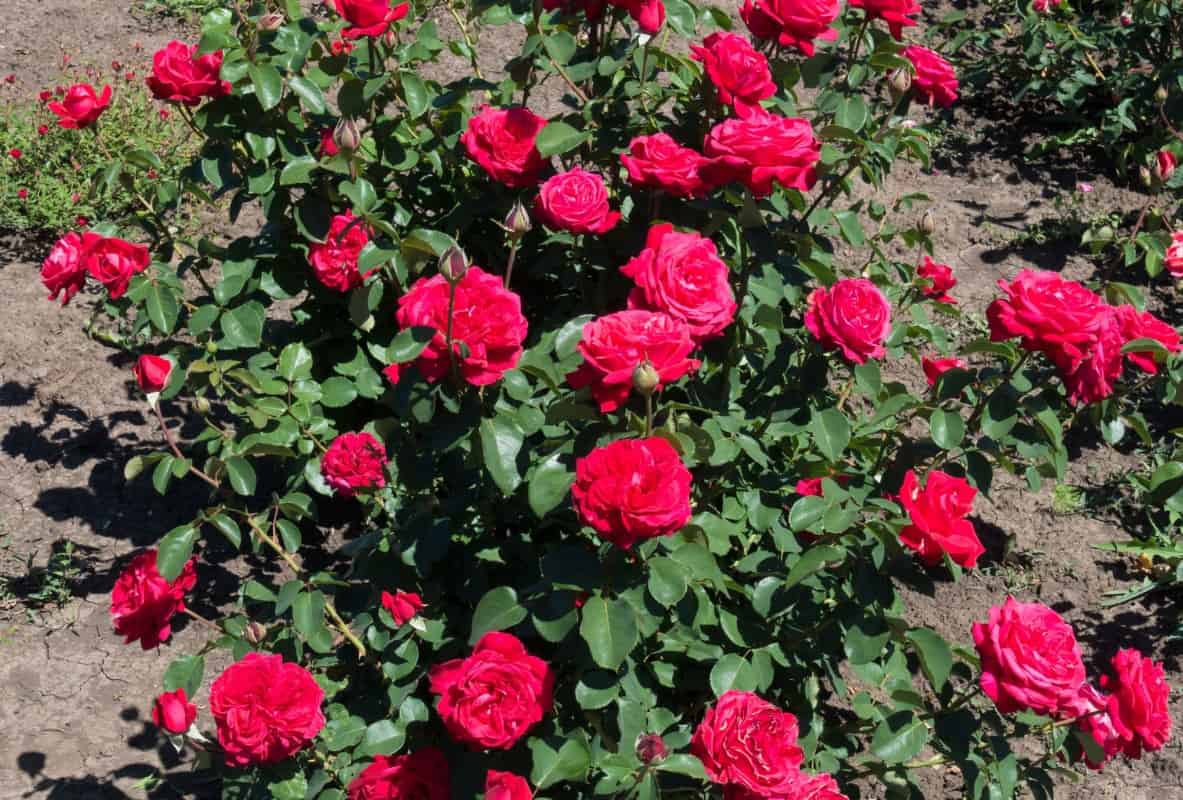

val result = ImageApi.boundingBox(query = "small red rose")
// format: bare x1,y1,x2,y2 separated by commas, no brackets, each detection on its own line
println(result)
1157,149,1177,182
308,211,373,292
133,354,173,394
897,469,984,568
380,590,424,626
110,549,197,650
921,355,966,387
48,83,112,128
152,688,197,734
534,167,620,235
321,432,388,497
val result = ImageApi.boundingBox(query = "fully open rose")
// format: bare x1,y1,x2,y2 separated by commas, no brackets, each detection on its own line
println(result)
903,45,959,108
740,0,839,55
804,278,892,363
461,105,548,188
321,431,388,496
110,550,196,650
333,0,410,39
83,233,150,299
534,167,620,234
485,771,532,800
691,690,805,797
40,232,87,305
308,211,373,292
690,32,776,118
147,41,231,105
897,469,984,568
620,133,708,197
48,82,111,128
701,112,821,196
849,0,920,38
347,748,450,800
1103,649,1172,758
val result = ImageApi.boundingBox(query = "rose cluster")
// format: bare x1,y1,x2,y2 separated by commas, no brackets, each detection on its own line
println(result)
41,230,149,304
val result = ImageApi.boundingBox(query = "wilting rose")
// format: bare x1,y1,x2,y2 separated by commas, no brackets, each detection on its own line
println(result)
48,83,112,128
567,310,700,413
701,112,820,197
308,211,372,292
916,255,957,303
921,355,966,387
1102,649,1172,758
572,437,693,549
461,105,549,188
621,224,736,343
485,771,532,800
348,748,450,800
152,688,197,734
903,45,959,108
1166,231,1183,277
209,653,326,767
1114,305,1182,374
620,133,708,198
740,0,839,56
380,590,424,626
321,432,388,496
146,41,230,105
428,632,554,750
848,0,920,38
607,0,665,33
690,691,804,797
804,278,892,364
691,33,776,118
40,231,88,305
396,266,528,385
133,354,173,394
972,597,1086,716
333,0,410,39
83,233,150,299
897,469,984,568
534,167,620,234
110,550,197,650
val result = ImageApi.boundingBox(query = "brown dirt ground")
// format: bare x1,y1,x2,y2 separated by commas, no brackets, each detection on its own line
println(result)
1,1,1182,798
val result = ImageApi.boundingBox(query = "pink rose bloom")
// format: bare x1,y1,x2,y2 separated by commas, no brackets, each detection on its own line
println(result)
804,278,892,364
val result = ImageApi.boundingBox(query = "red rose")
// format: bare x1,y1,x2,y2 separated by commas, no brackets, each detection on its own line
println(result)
572,437,693,549
1157,149,1177,182
146,41,230,106
83,233,150,299
380,590,424,626
320,128,340,156
1062,684,1123,769
897,469,984,568
1102,649,1172,758
848,0,919,38
209,652,326,767
795,773,850,800
461,105,548,188
1115,305,1182,374
322,432,388,496
48,83,112,128
903,46,959,108
622,224,737,343
916,255,956,303
567,310,700,413
804,278,891,364
17,188,28,200
428,632,555,750
152,688,197,734
133,354,173,394
690,690,804,797
986,269,1107,372
1056,309,1125,405
534,167,620,235
349,749,450,800
485,771,532,800
1167,231,1183,277
921,355,966,387
41,231,88,305
620,133,708,198
608,0,665,32
110,549,197,649
741,0,839,55
795,474,847,497
701,112,820,197
691,33,776,118
308,211,373,292
8,148,20,159
396,266,528,385
333,0,410,39
972,597,1086,716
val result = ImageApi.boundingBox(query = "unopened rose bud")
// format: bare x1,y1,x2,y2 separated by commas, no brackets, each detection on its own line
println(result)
439,244,469,283
333,117,362,154
1120,10,1132,25
632,361,660,396
889,67,912,96
1155,86,1169,104
383,29,398,48
635,734,667,764
194,395,211,414
1139,165,1153,188
258,12,285,31
919,210,936,235
504,200,532,239
1154,149,1176,184
244,621,267,645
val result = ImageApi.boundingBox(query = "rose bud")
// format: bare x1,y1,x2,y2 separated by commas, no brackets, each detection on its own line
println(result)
1156,86,1169,104
258,11,285,30
133,354,173,395
382,29,398,48
632,360,660,395
244,620,268,645
333,117,362,153
152,688,197,735
636,733,668,764
1153,149,1176,183
889,66,912,96
439,244,469,284
504,199,532,239
193,395,211,414
1139,165,1154,188
919,210,936,235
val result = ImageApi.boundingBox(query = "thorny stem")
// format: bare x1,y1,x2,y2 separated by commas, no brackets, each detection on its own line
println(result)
447,3,484,80
183,606,223,634
445,279,461,385
243,512,303,575
151,403,221,489
644,392,654,437
505,238,521,288
325,598,367,659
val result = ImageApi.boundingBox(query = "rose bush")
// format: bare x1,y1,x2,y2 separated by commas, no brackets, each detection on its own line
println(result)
36,0,1179,797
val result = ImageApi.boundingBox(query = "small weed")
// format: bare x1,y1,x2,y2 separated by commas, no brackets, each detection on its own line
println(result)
133,0,230,20
0,538,83,612
1051,483,1086,515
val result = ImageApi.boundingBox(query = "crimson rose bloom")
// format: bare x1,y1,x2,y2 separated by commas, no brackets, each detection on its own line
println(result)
1102,649,1172,758
691,33,776,118
972,597,1086,716
620,133,708,198
796,474,846,497
534,167,620,234
461,105,548,188
321,432,387,496
987,269,1108,372
1057,309,1125,406
849,0,919,38
1114,305,1182,374
608,0,665,33
396,266,528,385
146,41,230,105
897,469,984,568
48,83,112,128
308,211,372,292
209,653,326,767
334,0,410,39
41,231,88,305
133,354,173,394
348,748,450,800
701,112,820,197
690,691,804,797
485,771,532,800
110,549,197,649
903,45,959,108
567,310,700,413
572,437,693,550
1157,149,1177,182
152,688,197,734
740,0,839,55
1166,231,1183,277
83,233,150,299
916,255,957,303
428,632,555,750
622,224,737,343
1061,684,1123,769
380,590,424,626
804,278,891,364
921,355,966,387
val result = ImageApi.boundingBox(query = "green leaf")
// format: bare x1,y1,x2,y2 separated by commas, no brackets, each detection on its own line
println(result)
528,453,572,518
224,456,257,496
785,545,843,588
278,342,314,381
219,302,265,348
388,326,436,362
788,496,827,532
479,416,524,496
535,122,587,157
248,63,283,111
156,525,198,582
292,590,326,639
811,408,850,462
288,75,326,113
357,720,405,757
870,711,929,764
579,594,637,671
276,579,302,615
929,409,965,450
208,513,242,548
647,556,688,607
906,628,954,693
400,71,431,118
321,376,359,408
710,654,757,696
529,736,591,789
469,586,527,644
163,654,204,697
279,156,318,186
146,282,180,334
